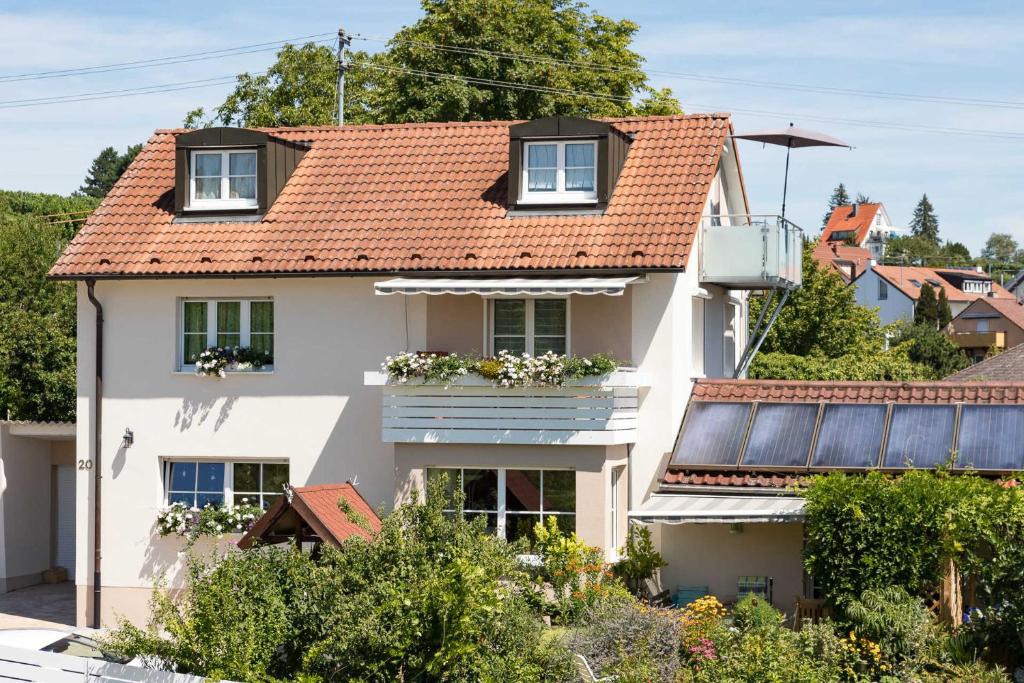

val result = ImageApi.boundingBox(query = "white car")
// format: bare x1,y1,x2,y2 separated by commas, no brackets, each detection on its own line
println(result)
0,629,134,664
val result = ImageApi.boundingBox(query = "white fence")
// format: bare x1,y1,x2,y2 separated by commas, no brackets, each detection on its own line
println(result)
365,370,645,445
0,644,233,683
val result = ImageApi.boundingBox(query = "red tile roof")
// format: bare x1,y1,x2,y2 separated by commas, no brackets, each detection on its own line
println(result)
238,482,381,549
691,378,1024,404
821,203,881,245
868,265,1013,303
661,470,805,488
811,241,872,282
50,114,734,279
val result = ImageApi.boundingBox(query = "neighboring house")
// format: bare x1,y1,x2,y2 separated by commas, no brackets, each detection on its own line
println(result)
853,264,1013,326
50,114,803,627
633,379,1024,611
0,421,76,593
811,241,872,283
820,202,905,260
1006,269,1024,304
946,341,1024,381
947,297,1024,363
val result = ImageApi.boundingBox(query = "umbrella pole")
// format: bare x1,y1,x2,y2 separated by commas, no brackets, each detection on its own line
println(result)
781,142,791,219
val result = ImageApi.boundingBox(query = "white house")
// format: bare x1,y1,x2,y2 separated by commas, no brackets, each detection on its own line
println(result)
50,114,806,627
853,263,1014,326
821,202,905,260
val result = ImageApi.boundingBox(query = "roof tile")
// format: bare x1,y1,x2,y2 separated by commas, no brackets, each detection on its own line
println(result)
692,378,1024,404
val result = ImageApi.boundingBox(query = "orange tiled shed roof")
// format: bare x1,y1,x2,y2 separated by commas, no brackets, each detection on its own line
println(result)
691,378,1024,404
50,114,734,279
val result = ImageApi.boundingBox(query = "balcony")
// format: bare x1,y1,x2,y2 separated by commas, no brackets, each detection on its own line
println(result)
364,369,645,446
949,331,1005,350
699,215,803,290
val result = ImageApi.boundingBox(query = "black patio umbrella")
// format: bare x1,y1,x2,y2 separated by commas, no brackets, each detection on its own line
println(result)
733,123,851,219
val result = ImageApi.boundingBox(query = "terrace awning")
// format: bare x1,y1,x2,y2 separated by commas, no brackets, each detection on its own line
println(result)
374,276,640,296
629,494,806,525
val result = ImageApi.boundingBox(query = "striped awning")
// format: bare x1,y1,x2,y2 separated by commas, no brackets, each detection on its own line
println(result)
629,494,806,524
374,276,640,296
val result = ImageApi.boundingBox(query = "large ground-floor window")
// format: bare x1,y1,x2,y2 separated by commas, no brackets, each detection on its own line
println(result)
164,460,289,509
426,468,575,543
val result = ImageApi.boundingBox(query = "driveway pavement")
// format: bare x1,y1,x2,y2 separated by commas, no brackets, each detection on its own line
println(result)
0,582,75,629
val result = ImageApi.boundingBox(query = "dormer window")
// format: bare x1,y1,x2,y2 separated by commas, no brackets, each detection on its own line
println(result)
522,140,597,203
190,150,258,209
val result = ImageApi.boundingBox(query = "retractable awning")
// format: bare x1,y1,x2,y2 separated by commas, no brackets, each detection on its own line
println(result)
374,276,640,296
629,494,805,524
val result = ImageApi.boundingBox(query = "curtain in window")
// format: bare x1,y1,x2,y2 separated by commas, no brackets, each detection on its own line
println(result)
250,301,274,361
217,302,241,347
182,301,207,363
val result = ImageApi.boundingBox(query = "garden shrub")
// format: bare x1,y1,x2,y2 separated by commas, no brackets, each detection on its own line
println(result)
612,525,666,597
842,586,936,673
566,600,680,683
732,593,785,631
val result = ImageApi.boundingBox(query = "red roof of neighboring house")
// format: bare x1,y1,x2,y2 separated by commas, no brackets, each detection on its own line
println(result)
238,482,381,549
690,378,1024,404
811,241,872,282
50,114,734,279
867,265,1013,303
821,203,882,245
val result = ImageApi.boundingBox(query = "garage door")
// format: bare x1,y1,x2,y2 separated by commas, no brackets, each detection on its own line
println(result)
55,465,75,576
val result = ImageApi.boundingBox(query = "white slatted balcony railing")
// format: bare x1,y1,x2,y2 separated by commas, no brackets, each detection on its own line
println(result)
364,369,645,445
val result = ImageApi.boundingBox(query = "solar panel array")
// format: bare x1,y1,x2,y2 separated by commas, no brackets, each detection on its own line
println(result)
670,401,1024,471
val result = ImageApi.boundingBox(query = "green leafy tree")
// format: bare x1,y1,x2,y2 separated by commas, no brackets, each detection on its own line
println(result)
910,194,940,245
749,243,931,380
885,235,940,266
915,282,939,326
822,183,850,229
78,144,142,198
890,322,970,378
187,0,680,128
854,192,872,204
940,241,973,267
0,215,76,421
981,232,1019,263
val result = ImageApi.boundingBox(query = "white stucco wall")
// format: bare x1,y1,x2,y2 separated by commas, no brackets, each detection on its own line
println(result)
854,269,915,326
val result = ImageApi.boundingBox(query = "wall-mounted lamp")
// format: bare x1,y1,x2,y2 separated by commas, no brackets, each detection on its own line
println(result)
122,428,134,449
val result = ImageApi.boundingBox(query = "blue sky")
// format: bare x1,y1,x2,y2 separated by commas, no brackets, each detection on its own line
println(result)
1,0,1021,255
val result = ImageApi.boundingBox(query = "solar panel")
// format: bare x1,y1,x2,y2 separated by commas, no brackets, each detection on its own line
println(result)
883,405,956,469
812,404,886,468
955,406,1024,470
740,403,819,468
670,402,752,466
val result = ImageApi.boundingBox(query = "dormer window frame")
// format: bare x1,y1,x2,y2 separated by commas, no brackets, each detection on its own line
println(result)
518,139,599,205
187,148,259,211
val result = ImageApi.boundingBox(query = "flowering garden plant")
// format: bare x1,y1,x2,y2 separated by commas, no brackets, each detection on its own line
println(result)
381,350,617,387
156,500,263,542
194,346,272,377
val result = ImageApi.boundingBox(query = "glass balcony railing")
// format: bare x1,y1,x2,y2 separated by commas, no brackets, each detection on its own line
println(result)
699,215,803,290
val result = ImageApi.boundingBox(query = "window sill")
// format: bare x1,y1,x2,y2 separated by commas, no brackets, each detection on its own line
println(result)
515,197,598,206
174,368,275,376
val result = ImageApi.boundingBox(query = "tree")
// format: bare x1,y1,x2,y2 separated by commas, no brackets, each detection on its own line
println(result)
884,235,939,266
914,283,939,327
909,194,939,244
748,242,931,381
854,192,872,204
78,144,142,198
187,0,681,128
822,183,850,229
890,322,970,378
936,288,953,328
981,232,1019,263
939,241,972,267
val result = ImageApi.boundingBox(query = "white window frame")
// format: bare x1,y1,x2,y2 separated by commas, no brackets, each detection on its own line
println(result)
520,140,598,204
692,295,707,378
188,149,258,210
609,466,623,551
162,458,289,509
178,298,274,371
485,297,571,356
430,467,576,540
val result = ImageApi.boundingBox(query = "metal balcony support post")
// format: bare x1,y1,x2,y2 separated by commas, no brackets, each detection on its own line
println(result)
734,288,790,379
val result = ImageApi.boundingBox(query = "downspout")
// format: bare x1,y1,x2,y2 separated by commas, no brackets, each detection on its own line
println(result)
86,279,103,629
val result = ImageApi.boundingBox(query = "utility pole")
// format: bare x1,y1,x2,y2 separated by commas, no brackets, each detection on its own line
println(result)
337,26,351,125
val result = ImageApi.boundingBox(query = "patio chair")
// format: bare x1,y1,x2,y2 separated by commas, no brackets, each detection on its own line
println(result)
575,654,616,682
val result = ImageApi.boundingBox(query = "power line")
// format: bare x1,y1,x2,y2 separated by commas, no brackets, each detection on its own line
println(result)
354,34,1024,112
0,76,241,107
0,34,334,83
349,60,1024,141
0,77,240,110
